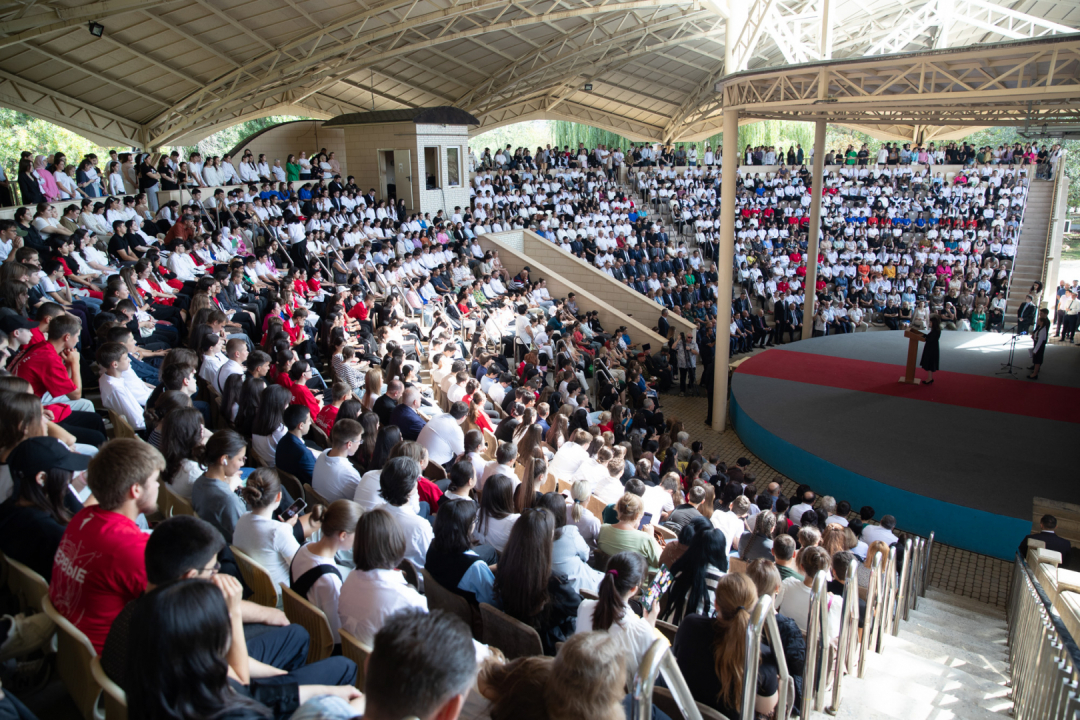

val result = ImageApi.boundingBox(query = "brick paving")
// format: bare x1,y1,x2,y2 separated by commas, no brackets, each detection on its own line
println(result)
657,382,1012,610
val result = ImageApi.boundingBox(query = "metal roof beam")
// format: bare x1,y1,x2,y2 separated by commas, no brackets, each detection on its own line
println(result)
0,0,172,48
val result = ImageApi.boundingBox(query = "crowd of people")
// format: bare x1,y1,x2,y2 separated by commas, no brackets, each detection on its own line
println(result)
0,132,1027,720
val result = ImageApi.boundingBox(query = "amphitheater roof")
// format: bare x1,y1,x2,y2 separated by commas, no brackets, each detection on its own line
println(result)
0,0,1077,147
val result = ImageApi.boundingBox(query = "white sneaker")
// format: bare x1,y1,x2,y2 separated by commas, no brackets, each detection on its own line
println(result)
0,613,55,662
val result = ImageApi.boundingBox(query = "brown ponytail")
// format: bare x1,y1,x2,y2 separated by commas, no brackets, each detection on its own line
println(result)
593,552,647,632
711,573,758,711
240,468,281,509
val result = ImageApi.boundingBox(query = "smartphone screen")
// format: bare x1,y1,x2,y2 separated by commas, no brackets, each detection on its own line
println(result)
637,511,653,530
281,498,306,522
642,565,673,612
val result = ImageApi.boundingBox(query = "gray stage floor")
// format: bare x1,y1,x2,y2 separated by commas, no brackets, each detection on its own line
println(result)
731,331,1078,521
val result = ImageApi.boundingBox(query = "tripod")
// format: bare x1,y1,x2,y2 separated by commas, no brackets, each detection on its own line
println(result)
996,325,1021,378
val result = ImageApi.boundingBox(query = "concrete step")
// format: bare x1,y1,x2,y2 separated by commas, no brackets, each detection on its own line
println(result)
884,626,1010,685
861,641,1010,702
923,588,1005,622
899,618,1007,660
909,597,1006,635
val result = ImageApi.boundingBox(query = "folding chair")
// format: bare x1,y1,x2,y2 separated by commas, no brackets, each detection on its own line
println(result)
338,629,372,690
230,545,279,608
421,569,475,635
42,597,101,720
91,656,127,720
479,603,543,659
5,555,49,613
108,409,136,440
276,469,304,506
280,584,334,663
304,483,330,507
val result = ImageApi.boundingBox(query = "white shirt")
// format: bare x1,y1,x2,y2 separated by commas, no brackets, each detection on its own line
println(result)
352,469,385,511
216,358,244,395
416,413,465,466
233,512,301,588
473,513,520,553
291,545,350,643
710,510,746,553
382,502,433,569
548,442,589,481
99,373,146,430
252,425,287,467
312,454,362,503
641,485,674,523
199,353,227,393
479,463,517,494
338,568,427,646
860,524,899,546
592,473,626,506
778,577,843,639
788,502,814,526
575,599,657,686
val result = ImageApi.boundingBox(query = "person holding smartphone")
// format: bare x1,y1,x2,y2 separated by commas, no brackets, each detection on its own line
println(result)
574,551,660,686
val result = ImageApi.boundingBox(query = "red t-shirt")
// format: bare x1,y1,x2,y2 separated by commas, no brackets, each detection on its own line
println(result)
315,405,339,436
10,341,76,401
347,302,369,322
291,383,321,419
417,477,441,512
50,507,148,653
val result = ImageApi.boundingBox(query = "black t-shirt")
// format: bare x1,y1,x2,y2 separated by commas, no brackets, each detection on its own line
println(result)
0,503,66,580
674,614,779,718
108,232,130,259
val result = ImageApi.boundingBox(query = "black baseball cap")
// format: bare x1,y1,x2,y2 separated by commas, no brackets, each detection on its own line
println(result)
0,315,37,334
8,437,90,482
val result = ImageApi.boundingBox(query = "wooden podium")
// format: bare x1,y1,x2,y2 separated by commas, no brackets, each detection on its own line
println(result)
899,329,927,384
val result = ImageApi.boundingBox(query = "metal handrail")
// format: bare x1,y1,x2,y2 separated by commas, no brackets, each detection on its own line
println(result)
632,638,705,720
893,537,913,631
880,545,898,644
1007,552,1080,720
742,593,790,720
826,557,860,715
858,550,884,677
921,531,935,600
800,570,830,718
909,537,924,613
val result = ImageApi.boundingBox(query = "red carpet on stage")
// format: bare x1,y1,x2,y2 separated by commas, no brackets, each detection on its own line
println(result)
736,348,1079,424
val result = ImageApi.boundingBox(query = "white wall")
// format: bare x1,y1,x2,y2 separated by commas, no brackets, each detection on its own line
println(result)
414,124,471,218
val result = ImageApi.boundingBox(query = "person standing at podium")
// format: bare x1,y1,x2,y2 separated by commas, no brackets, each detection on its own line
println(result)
919,316,941,385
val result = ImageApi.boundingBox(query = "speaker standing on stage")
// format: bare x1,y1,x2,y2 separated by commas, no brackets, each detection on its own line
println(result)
1028,309,1050,381
919,316,941,386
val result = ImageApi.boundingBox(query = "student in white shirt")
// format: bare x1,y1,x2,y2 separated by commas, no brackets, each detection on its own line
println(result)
198,332,227,391
291,500,360,643
312,418,364,503
96,342,148,430
215,338,247,395
416,403,467,466
378,457,434,569
473,473,520,553
338,506,428,646
778,545,842,639
233,468,302,588
575,550,660,686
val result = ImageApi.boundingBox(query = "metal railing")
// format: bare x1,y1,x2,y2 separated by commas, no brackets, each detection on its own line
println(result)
1006,552,1080,720
632,639,705,720
742,593,791,720
802,570,831,718
827,557,860,715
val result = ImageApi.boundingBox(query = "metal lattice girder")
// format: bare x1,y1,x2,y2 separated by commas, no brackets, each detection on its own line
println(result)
148,0,699,147
470,96,668,142
717,34,1080,128
866,0,1076,56
0,68,144,146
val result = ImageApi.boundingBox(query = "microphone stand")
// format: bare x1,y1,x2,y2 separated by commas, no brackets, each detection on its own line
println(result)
996,324,1020,378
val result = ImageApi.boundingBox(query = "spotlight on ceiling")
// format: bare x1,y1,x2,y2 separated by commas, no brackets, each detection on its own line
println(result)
88,22,104,37
583,83,593,92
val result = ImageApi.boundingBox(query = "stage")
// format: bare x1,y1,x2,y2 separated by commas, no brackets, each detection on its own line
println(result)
729,330,1079,560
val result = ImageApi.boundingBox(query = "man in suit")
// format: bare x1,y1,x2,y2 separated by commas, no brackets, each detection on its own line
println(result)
1019,515,1072,564
1017,294,1036,334
773,297,789,344
388,387,427,441
656,309,671,340
373,379,403,426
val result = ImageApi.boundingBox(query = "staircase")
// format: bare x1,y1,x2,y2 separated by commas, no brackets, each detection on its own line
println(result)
812,587,1012,720
1008,178,1056,317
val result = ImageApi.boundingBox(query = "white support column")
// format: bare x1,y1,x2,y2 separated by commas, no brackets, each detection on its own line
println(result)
711,107,739,431
801,118,827,340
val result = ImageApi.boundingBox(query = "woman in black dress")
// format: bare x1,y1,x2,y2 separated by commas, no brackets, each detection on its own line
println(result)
1028,309,1050,380
920,315,941,385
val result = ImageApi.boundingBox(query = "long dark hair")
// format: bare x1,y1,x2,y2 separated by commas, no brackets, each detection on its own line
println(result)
494,507,554,622
234,377,266,438
369,424,402,468
251,384,291,436
13,466,74,525
663,527,730,624
430,497,477,557
593,551,647,631
127,580,270,720
477,473,516,535
160,407,205,484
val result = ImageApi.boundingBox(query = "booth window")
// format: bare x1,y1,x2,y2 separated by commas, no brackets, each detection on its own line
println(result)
424,147,440,189
447,147,461,187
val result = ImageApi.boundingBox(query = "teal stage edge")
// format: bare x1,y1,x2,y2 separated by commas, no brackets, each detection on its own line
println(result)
730,393,1029,561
